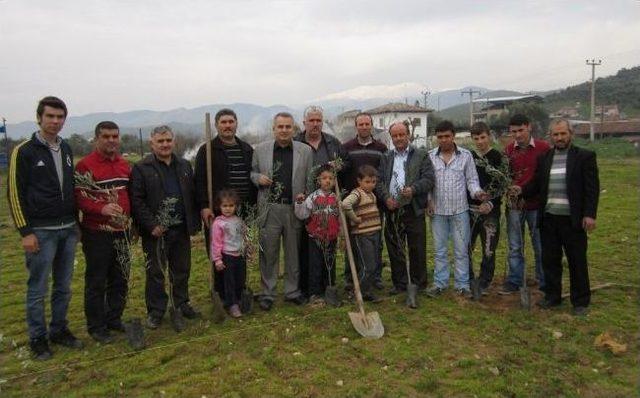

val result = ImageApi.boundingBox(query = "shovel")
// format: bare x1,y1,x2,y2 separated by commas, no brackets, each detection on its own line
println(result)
124,318,145,350
204,112,227,323
404,250,418,309
335,180,384,339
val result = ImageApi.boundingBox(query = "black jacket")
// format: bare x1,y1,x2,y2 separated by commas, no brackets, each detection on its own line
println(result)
7,132,76,236
294,131,351,189
523,145,599,230
130,154,200,236
468,148,504,214
194,136,257,211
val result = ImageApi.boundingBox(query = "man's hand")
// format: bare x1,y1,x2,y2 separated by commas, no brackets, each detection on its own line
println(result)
400,186,413,199
478,202,492,215
385,198,398,211
474,190,490,202
22,234,39,253
214,261,226,271
201,208,214,228
101,203,123,217
295,193,306,204
151,225,166,238
426,200,435,217
507,185,522,197
257,174,273,187
582,217,596,233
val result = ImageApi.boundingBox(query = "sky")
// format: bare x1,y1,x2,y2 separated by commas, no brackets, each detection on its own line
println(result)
1,0,639,122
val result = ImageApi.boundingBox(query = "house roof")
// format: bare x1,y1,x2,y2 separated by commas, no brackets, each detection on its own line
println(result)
365,102,432,114
573,120,640,135
336,109,362,119
473,94,543,104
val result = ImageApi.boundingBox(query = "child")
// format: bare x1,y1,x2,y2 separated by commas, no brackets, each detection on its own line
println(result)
210,189,247,318
341,165,383,302
294,164,340,305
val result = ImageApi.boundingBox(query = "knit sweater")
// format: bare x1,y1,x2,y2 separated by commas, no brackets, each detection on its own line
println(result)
504,138,550,210
294,189,340,242
341,188,381,235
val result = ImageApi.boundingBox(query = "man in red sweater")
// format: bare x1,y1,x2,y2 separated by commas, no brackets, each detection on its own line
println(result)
500,114,550,294
75,121,132,343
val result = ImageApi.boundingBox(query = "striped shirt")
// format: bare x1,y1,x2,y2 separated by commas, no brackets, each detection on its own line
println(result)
428,145,481,216
545,148,570,215
341,187,382,234
223,143,251,201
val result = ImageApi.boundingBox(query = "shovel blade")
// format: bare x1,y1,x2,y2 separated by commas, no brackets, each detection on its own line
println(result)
406,283,418,309
348,311,384,339
240,287,253,314
520,286,531,310
325,286,342,307
124,318,145,350
471,279,482,301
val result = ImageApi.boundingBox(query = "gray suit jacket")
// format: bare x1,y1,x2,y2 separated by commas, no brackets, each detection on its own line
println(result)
251,139,313,226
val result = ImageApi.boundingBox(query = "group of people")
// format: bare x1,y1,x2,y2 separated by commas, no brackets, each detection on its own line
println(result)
8,96,599,361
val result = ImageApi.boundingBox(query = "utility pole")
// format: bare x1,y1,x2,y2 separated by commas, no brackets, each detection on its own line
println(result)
0,118,8,169
421,90,431,149
421,90,431,109
138,128,144,157
461,89,481,128
586,59,602,142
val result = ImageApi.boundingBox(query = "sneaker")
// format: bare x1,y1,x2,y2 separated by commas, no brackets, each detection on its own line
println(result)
455,288,472,298
259,299,273,312
498,283,520,295
425,285,445,298
146,314,162,329
309,294,325,305
49,327,84,349
89,329,114,344
179,303,200,319
362,293,383,303
228,304,242,318
536,299,561,310
388,287,405,296
30,336,52,361
572,306,589,316
107,321,126,333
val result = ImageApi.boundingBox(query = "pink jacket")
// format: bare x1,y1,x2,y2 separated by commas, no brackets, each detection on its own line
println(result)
210,215,245,265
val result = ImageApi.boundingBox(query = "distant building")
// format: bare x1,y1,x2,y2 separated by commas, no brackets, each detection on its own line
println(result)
573,119,640,138
364,102,433,148
551,105,580,119
473,94,544,122
595,105,621,121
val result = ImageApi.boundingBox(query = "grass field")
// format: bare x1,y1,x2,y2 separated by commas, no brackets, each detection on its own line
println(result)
0,141,638,397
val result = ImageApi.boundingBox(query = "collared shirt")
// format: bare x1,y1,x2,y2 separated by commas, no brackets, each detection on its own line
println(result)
36,132,64,191
389,147,409,199
272,141,294,203
428,145,481,216
155,155,186,225
514,136,535,149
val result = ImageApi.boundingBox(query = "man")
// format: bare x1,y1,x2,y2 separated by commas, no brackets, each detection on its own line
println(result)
8,96,83,359
75,121,131,343
251,112,313,310
376,121,435,296
501,114,550,295
130,125,201,330
341,112,388,290
426,121,487,297
294,105,350,298
194,108,256,300
517,118,599,315
468,122,505,294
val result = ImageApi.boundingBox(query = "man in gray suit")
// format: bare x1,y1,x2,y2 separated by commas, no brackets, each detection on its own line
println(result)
251,112,313,310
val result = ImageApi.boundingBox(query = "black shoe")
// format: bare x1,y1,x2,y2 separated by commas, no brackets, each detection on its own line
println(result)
259,299,273,311
498,282,520,295
89,329,114,344
146,315,162,329
107,321,126,333
30,336,52,361
426,285,445,298
362,293,383,303
388,287,405,296
179,303,200,319
536,299,561,310
572,306,589,316
49,327,84,349
285,296,308,306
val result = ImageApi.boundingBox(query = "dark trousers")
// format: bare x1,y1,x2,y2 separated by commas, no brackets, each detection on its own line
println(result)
344,215,384,286
541,213,590,307
142,227,191,317
299,232,310,297
308,238,336,296
352,232,380,295
220,254,246,307
469,211,501,288
82,229,129,333
384,207,428,290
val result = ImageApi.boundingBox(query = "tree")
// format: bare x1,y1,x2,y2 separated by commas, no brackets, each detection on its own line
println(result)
489,102,550,137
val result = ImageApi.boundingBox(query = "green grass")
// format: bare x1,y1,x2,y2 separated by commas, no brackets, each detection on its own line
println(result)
0,149,638,397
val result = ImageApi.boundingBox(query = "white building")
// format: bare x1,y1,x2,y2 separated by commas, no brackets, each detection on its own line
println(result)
364,103,432,149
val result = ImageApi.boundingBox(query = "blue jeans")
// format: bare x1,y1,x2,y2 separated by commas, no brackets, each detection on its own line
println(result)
25,227,77,339
432,212,471,290
506,209,544,289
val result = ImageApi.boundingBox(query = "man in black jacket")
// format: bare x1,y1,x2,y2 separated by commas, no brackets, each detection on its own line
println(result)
517,118,599,316
194,108,256,301
130,125,201,329
7,96,83,359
